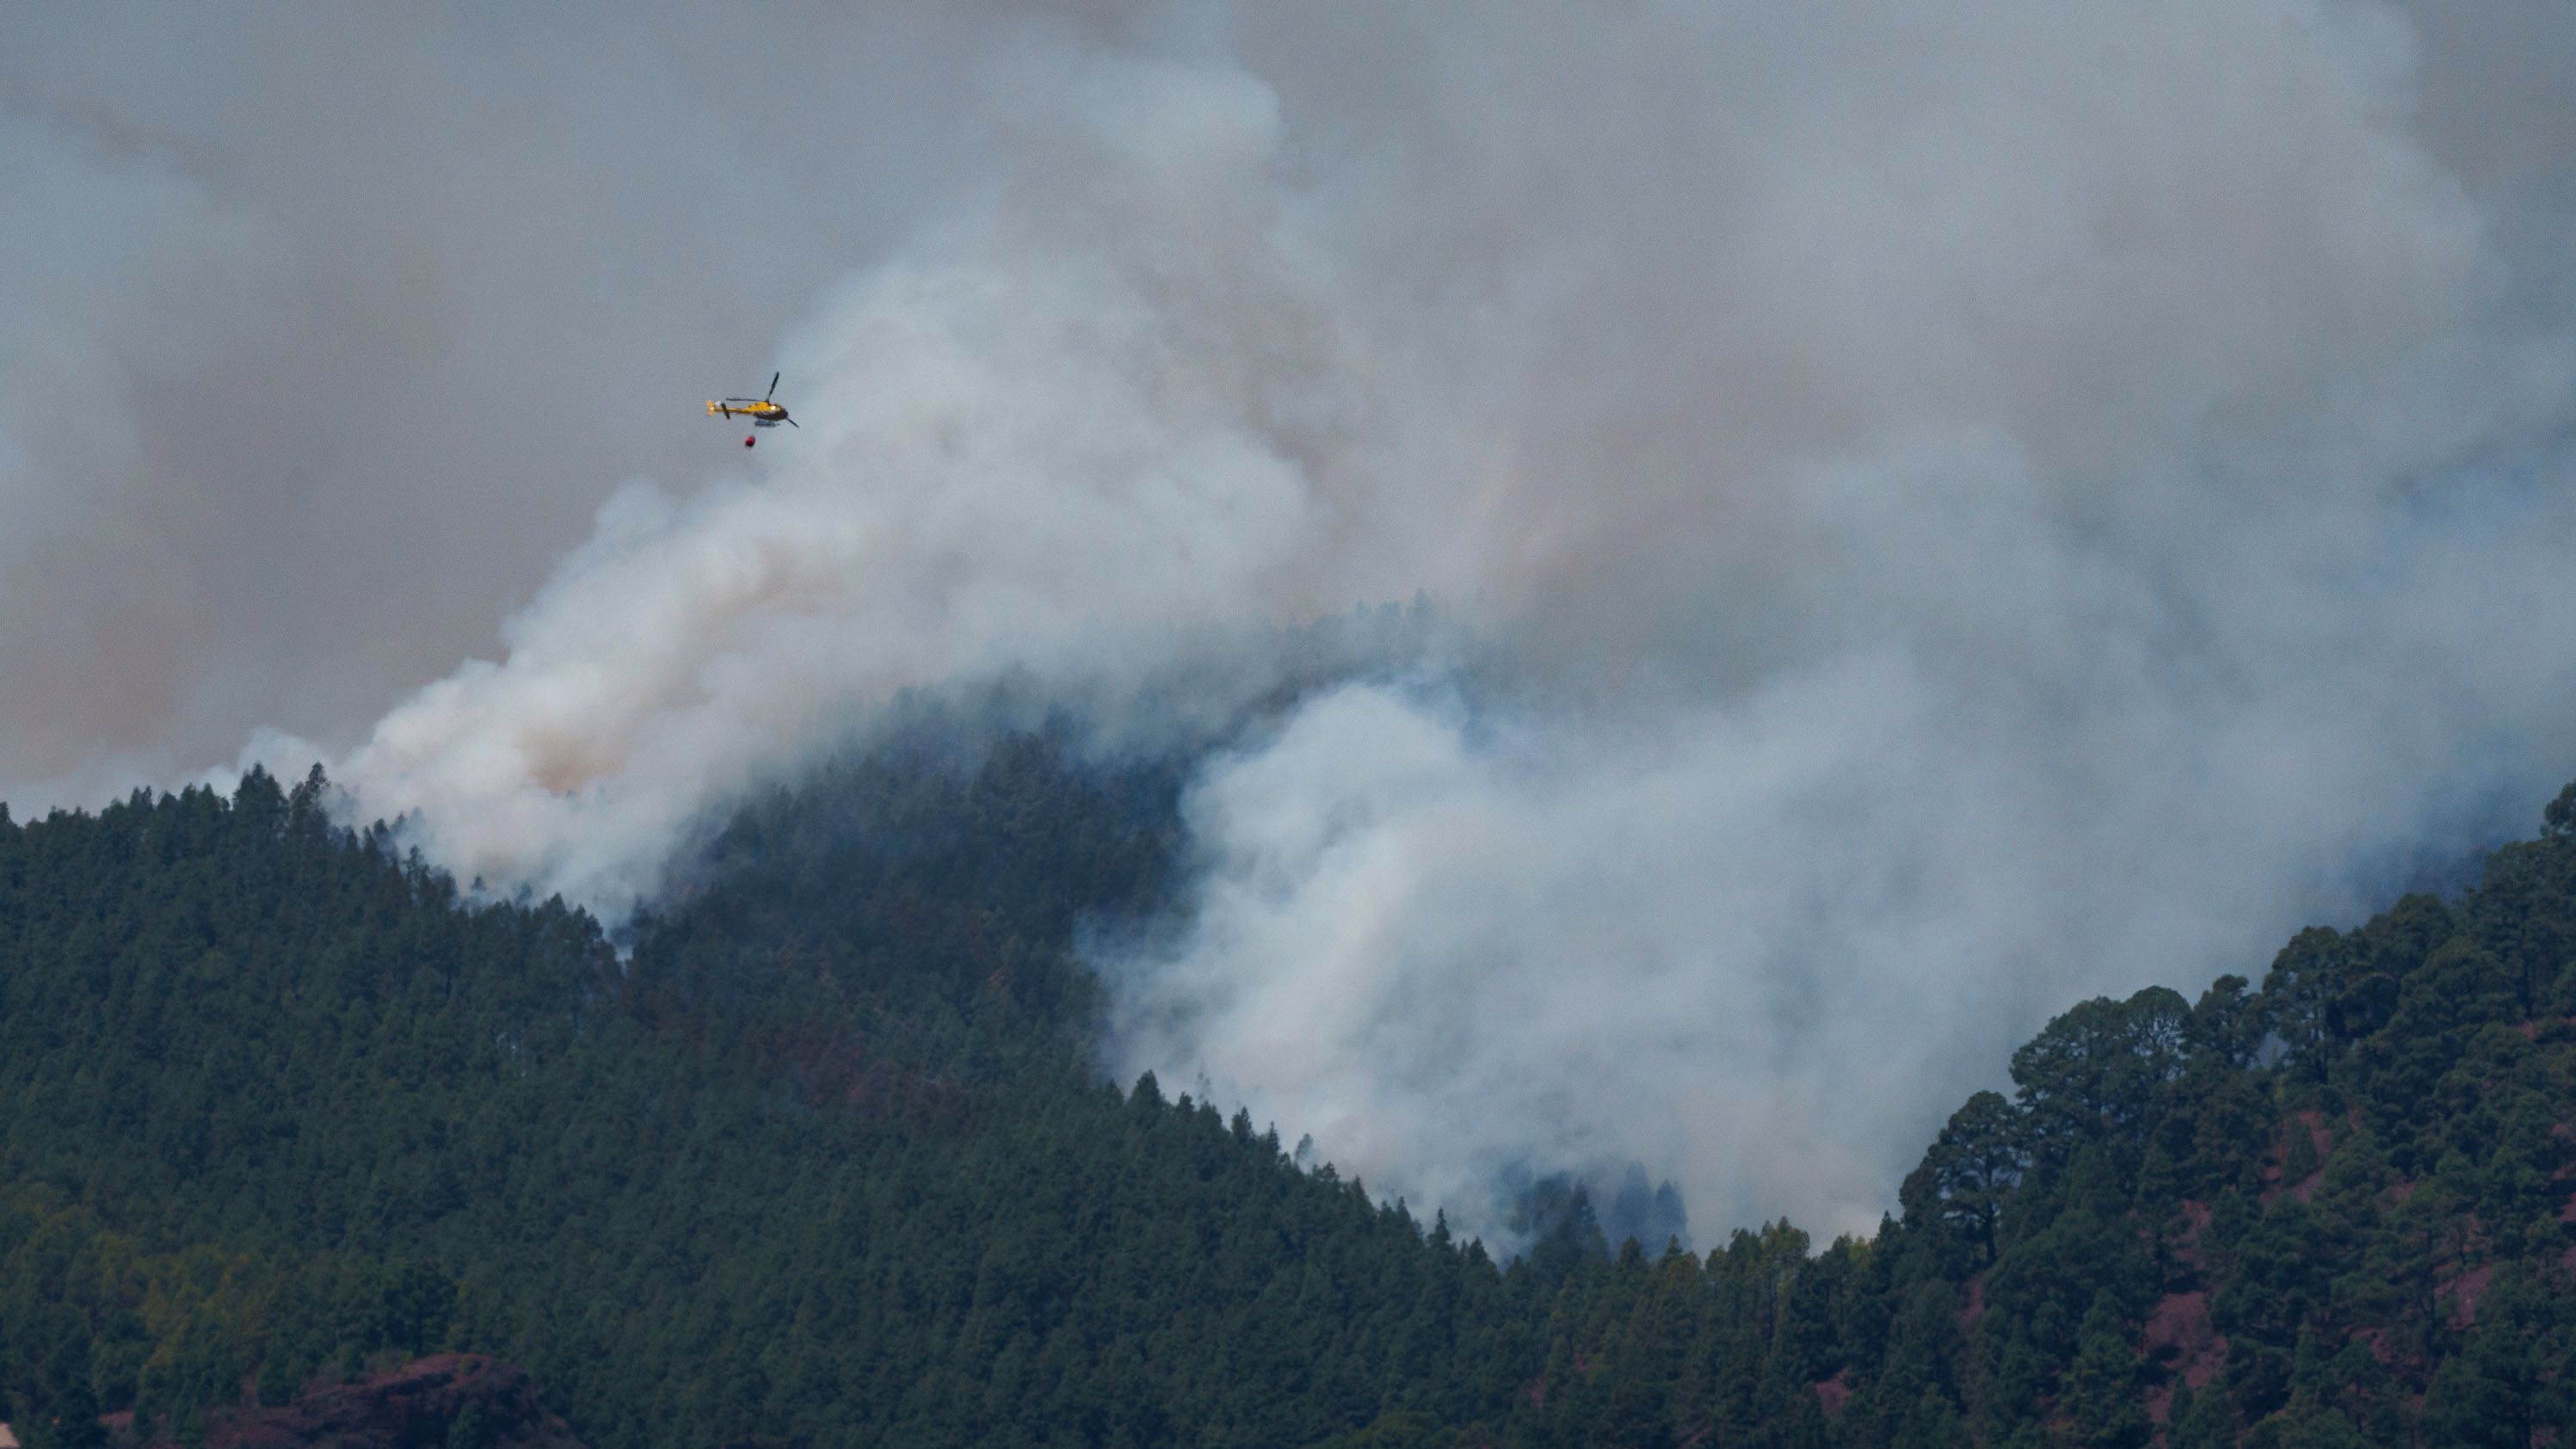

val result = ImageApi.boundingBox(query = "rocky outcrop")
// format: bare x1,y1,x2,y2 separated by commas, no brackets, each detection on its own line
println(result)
192,1355,582,1449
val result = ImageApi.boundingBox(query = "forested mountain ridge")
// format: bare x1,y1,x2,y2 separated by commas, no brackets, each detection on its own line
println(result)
0,755,1525,1449
3,753,2573,1447
1456,786,2576,1449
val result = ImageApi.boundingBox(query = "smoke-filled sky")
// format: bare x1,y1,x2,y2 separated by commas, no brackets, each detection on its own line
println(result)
9,3,2576,1240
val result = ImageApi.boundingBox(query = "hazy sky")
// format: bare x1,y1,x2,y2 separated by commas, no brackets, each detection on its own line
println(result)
8,2,2576,1241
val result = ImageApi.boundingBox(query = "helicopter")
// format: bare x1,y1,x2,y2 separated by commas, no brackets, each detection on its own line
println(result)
708,373,797,446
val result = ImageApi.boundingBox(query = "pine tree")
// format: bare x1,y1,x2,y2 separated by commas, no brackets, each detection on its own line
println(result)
2058,1292,2148,1449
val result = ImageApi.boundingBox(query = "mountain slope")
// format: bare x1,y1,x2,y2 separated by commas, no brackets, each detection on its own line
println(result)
4,759,2574,1447
0,755,1542,1449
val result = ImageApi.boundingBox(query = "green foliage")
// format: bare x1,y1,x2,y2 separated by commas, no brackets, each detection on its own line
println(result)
0,754,1518,1449
446,1399,496,1449
1901,1089,2023,1267
5,755,2576,1448
2058,1292,2148,1449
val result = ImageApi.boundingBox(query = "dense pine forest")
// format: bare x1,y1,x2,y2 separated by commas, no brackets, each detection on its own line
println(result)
3,740,2573,1447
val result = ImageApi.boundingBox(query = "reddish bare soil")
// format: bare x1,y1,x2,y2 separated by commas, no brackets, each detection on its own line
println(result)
1957,1273,1987,1336
1812,1368,1852,1419
2260,1111,2336,1206
2440,1263,2497,1329
2142,1289,2228,1393
2170,1199,2213,1269
166,1355,582,1449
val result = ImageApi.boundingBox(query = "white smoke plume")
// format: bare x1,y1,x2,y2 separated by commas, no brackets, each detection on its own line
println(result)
13,3,2576,1239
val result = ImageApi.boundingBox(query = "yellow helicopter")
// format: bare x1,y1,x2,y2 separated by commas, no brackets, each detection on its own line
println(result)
708,373,797,446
